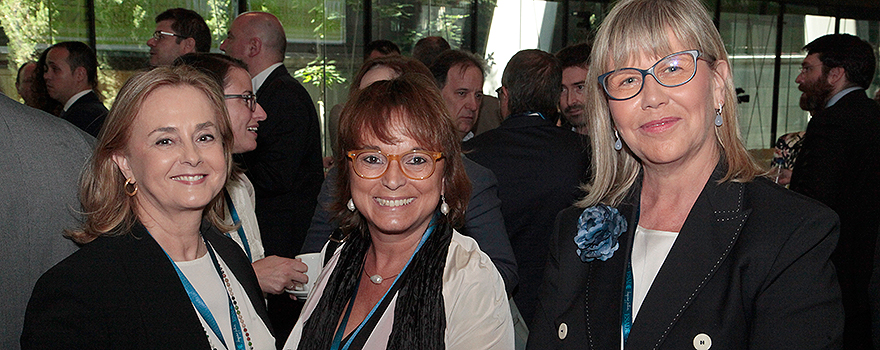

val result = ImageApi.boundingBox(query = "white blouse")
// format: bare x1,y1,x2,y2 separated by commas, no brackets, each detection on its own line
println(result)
177,249,274,350
283,231,514,350
224,174,265,262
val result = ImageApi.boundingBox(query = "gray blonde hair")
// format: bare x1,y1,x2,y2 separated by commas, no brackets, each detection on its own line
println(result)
579,0,761,208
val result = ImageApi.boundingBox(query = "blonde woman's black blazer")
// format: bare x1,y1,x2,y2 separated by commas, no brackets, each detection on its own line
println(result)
528,165,844,349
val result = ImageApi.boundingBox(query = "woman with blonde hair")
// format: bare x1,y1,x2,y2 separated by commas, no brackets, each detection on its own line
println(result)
528,0,843,348
22,66,275,349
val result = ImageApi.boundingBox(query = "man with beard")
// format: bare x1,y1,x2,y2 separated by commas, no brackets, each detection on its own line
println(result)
555,43,591,135
790,33,880,350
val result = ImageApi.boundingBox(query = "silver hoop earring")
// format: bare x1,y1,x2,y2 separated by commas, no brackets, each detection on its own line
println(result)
440,195,450,215
347,198,356,212
613,130,623,151
714,104,723,127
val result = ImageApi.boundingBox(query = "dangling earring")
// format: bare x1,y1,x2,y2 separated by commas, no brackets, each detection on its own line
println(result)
714,104,724,127
440,195,450,215
347,198,356,212
613,130,623,151
124,178,138,197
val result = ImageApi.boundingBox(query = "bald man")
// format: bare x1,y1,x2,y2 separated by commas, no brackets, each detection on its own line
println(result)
221,12,324,344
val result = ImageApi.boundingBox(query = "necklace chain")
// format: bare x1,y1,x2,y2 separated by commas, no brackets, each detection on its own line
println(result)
206,255,253,350
362,266,399,285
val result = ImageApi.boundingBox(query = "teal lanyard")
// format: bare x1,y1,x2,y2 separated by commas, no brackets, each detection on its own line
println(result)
622,260,634,345
157,231,247,350
224,192,253,262
329,215,438,350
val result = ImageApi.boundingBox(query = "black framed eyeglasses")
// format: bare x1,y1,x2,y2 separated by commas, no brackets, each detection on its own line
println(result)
598,50,704,101
152,31,187,41
224,93,257,112
347,149,444,180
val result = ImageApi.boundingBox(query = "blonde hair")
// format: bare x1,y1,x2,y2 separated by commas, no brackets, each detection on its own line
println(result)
578,0,762,208
67,66,235,244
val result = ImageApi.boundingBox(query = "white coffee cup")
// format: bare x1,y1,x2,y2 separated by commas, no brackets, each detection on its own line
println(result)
291,252,322,296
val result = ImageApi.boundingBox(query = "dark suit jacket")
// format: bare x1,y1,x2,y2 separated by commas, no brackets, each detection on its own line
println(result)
790,89,880,348
463,112,590,325
0,95,94,350
60,91,107,137
301,155,518,293
238,65,324,258
529,166,843,350
21,222,271,350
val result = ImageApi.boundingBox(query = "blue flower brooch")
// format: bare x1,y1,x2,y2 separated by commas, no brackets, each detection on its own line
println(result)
575,204,627,262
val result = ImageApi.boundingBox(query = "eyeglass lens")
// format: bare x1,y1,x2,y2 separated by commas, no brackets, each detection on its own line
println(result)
352,151,438,179
602,51,699,100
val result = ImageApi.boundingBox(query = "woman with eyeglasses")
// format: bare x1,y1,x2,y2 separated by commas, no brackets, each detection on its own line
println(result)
283,73,513,349
528,0,843,349
22,66,276,349
174,53,311,300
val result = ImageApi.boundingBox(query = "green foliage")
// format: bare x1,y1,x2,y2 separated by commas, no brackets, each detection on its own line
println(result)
0,0,51,69
294,58,346,89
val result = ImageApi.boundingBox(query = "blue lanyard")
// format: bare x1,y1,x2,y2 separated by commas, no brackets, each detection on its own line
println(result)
224,192,253,262
329,215,438,350
159,234,247,350
622,260,634,345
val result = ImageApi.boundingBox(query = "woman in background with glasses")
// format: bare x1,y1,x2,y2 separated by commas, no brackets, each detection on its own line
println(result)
175,53,312,298
284,73,513,349
528,0,843,348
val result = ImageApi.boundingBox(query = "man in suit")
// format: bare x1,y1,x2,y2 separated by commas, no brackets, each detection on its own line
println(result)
429,50,486,142
0,94,94,349
464,49,590,326
220,11,324,344
147,8,211,67
43,41,107,137
789,33,880,349
15,61,38,107
555,43,591,135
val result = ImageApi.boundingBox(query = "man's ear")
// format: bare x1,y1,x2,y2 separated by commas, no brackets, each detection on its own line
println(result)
111,152,134,181
180,37,197,54
73,66,88,85
248,37,262,58
826,66,846,86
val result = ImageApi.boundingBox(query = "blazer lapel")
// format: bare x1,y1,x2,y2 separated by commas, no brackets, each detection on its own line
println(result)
625,168,750,349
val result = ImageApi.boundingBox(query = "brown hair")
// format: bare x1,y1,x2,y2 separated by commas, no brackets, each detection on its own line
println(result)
67,65,234,243
579,0,762,208
334,73,471,231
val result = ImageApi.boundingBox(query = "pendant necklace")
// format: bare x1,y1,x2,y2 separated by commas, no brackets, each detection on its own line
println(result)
363,267,399,285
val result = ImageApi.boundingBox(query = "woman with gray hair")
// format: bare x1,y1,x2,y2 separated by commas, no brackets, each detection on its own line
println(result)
528,0,843,348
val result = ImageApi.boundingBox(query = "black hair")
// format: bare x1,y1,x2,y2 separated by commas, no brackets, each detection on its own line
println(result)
364,39,401,60
804,34,877,89
156,8,212,53
556,42,592,70
47,41,99,89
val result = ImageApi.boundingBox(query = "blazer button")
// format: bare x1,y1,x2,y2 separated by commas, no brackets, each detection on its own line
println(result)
558,323,568,340
693,333,711,350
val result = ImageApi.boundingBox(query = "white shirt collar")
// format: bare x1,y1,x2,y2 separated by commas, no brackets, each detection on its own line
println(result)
461,131,475,142
826,87,862,108
251,63,284,93
63,90,93,112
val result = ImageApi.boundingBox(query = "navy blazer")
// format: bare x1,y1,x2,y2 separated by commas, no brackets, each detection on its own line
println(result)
464,112,590,324
21,221,272,350
528,166,843,349
59,91,107,137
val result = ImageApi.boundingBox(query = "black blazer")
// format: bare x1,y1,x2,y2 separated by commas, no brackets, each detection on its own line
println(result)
463,112,590,324
21,221,271,349
59,91,107,137
528,166,843,350
790,89,880,348
238,65,324,258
